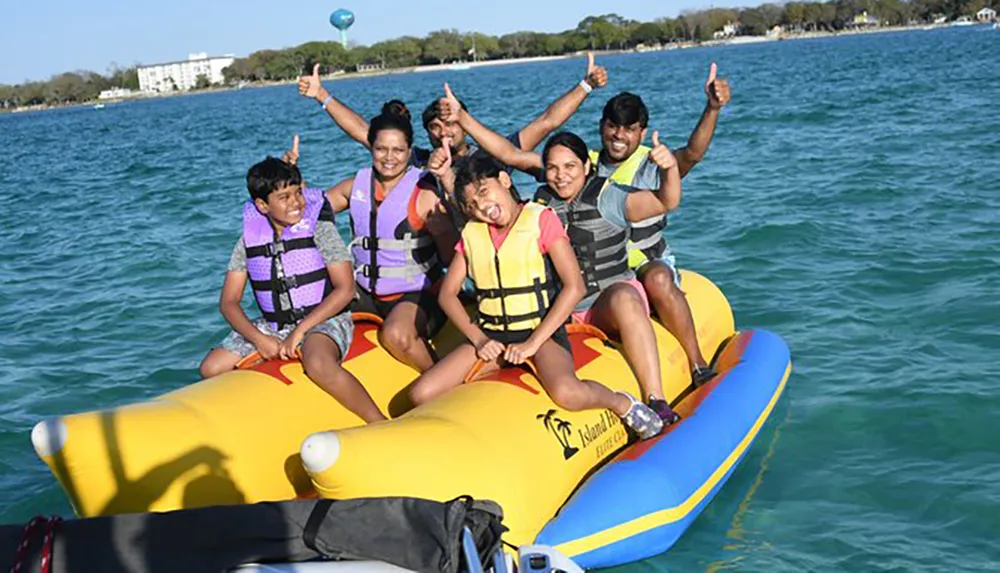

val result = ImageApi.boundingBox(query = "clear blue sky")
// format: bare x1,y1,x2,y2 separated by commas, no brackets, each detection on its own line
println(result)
1,0,749,85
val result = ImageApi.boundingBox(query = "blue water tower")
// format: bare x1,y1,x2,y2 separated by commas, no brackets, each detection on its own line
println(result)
329,9,355,48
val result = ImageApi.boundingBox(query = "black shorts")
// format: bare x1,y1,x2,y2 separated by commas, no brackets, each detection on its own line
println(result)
352,287,446,338
483,325,572,354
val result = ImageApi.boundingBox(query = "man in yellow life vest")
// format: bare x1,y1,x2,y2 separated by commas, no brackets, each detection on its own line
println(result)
589,63,731,386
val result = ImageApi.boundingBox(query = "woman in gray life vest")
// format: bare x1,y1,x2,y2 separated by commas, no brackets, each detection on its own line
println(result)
436,84,685,425
319,108,458,372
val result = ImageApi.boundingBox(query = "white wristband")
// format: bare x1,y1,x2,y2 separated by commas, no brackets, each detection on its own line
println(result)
579,79,593,94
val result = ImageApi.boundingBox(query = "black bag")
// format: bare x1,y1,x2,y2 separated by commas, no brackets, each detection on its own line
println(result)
0,496,506,573
303,496,505,573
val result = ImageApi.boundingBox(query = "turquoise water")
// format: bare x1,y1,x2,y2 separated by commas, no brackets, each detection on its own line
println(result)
2,26,999,570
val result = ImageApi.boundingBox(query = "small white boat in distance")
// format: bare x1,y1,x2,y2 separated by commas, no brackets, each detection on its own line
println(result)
93,103,106,110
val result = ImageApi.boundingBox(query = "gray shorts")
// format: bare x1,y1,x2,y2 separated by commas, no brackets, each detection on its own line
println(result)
634,246,682,289
219,314,354,359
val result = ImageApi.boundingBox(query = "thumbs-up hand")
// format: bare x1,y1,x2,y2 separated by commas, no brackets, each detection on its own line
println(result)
282,134,300,166
705,62,731,110
438,83,462,123
428,136,453,179
648,131,677,171
299,64,323,100
584,51,608,89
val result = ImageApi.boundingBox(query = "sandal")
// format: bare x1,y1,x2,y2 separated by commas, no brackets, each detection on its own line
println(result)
692,366,717,388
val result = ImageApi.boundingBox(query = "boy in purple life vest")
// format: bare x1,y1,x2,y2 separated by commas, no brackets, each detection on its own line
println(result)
199,152,386,423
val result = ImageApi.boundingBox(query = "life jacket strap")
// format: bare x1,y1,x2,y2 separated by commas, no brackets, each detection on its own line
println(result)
250,268,328,293
262,303,320,329
567,209,603,223
475,280,555,299
351,234,434,251
478,308,547,327
246,237,316,259
359,256,439,279
630,232,665,251
582,261,631,294
570,229,629,254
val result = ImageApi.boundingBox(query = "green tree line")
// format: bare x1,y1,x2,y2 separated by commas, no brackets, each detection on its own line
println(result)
3,0,995,110
0,66,139,110
221,0,996,82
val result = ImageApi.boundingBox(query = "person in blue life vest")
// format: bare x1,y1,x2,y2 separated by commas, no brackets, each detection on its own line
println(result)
316,108,457,372
199,143,385,423
409,152,664,439
295,53,609,169
436,84,685,424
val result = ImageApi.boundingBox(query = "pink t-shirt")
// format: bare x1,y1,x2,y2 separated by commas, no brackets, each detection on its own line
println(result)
455,206,568,256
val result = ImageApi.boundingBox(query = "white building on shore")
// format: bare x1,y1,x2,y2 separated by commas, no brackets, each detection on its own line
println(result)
98,87,136,100
713,21,742,39
137,53,236,93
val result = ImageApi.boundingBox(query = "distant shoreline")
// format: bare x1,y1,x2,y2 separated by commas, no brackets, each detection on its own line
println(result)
2,22,983,116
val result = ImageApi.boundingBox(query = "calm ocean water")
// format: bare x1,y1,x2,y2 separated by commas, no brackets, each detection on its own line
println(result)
2,26,999,570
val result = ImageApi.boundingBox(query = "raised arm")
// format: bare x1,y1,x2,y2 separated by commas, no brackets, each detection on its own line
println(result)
325,177,354,213
625,131,681,222
416,167,459,267
427,137,457,202
516,52,608,151
675,62,731,178
439,84,542,174
299,64,371,149
282,133,353,213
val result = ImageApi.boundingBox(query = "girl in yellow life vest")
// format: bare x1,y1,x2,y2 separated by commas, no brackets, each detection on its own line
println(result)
409,153,663,439
432,84,684,426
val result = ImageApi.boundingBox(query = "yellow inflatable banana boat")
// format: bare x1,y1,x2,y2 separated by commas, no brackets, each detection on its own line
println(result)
32,271,734,538
30,313,462,517
301,271,733,546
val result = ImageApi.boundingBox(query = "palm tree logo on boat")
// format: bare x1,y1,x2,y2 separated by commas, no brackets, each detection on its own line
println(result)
537,409,579,460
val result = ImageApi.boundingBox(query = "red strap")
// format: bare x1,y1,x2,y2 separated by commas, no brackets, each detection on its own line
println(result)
39,516,60,573
9,515,60,573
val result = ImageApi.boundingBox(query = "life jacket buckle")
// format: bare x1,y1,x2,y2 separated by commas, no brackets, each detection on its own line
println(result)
267,242,286,257
280,275,299,289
